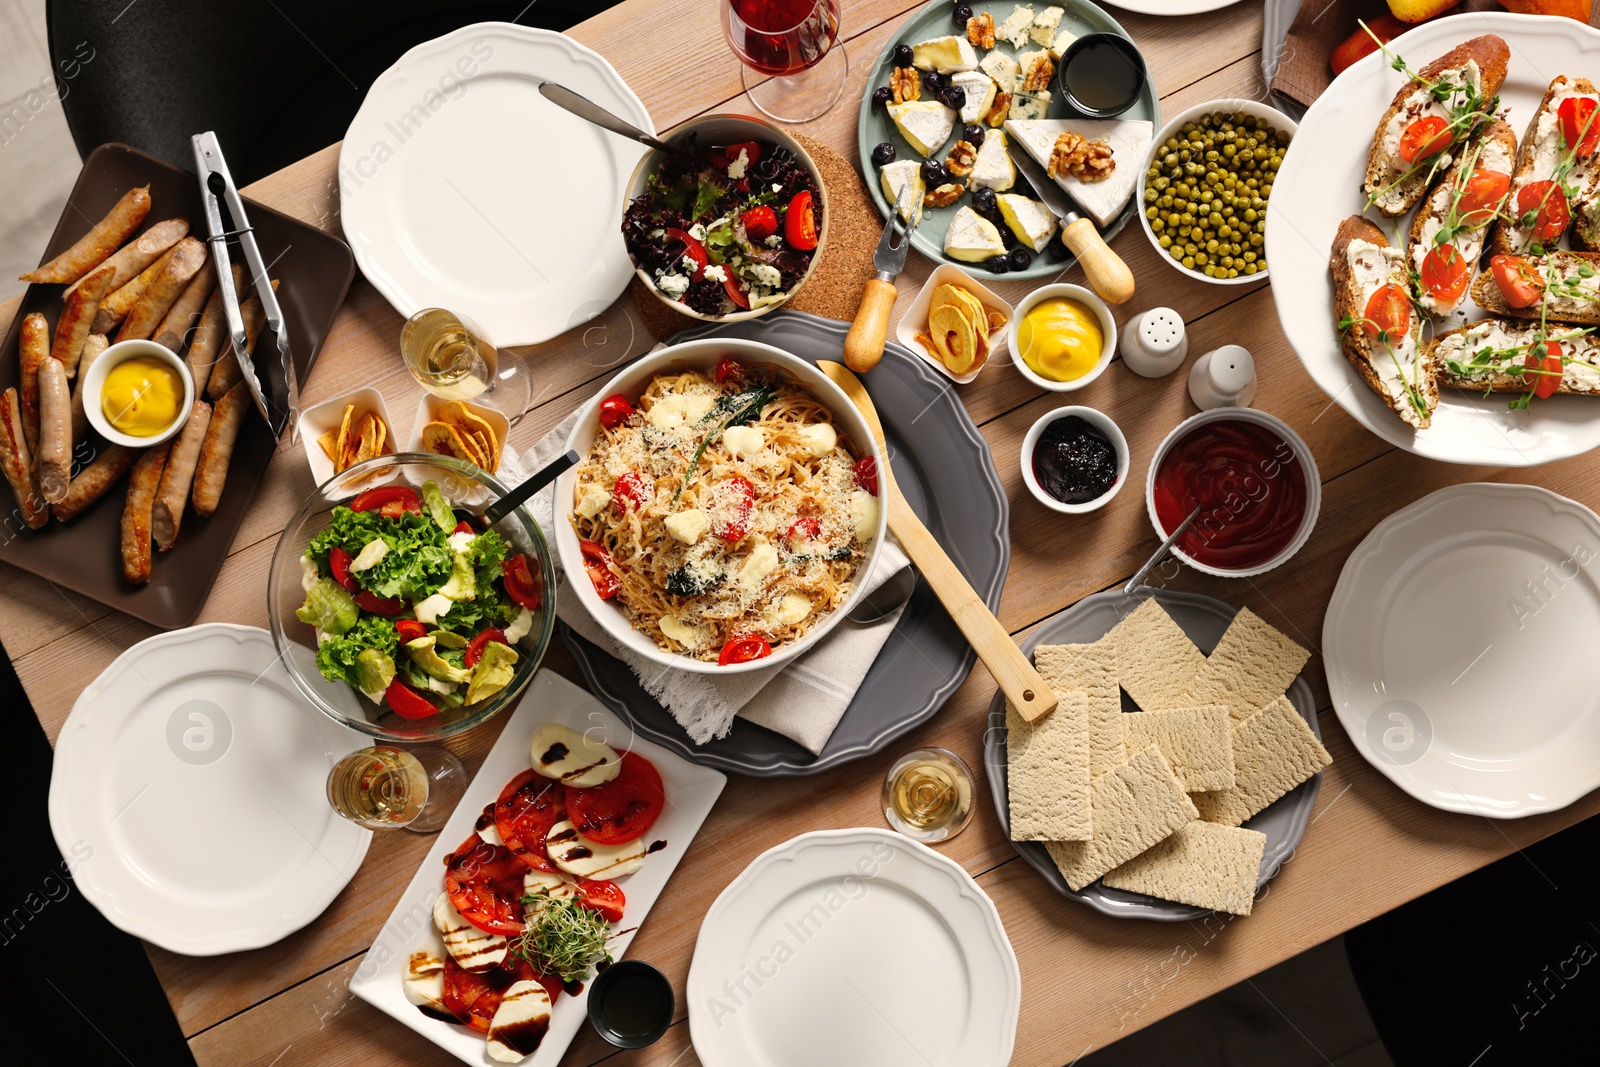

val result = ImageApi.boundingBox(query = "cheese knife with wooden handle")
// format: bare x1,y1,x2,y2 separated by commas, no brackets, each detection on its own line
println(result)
819,360,1058,723
1010,147,1135,305
844,184,918,374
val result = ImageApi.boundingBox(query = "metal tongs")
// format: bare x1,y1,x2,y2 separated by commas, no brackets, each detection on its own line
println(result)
191,131,299,437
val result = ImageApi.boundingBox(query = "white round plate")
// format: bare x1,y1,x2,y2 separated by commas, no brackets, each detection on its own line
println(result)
49,624,371,955
688,828,1019,1067
1111,0,1243,14
1267,12,1600,467
339,22,652,346
1325,483,1600,817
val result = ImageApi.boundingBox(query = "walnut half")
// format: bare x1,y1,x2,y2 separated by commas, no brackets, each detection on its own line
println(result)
967,12,996,49
925,182,966,207
984,91,1012,128
1048,131,1116,183
1022,55,1055,93
944,140,978,178
890,66,921,104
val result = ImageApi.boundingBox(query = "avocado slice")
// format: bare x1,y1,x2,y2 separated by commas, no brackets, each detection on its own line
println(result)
438,550,477,601
355,649,396,694
431,630,468,650
465,641,519,704
404,635,471,683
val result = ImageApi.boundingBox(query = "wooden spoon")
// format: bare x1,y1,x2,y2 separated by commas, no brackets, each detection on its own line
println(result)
819,361,1058,723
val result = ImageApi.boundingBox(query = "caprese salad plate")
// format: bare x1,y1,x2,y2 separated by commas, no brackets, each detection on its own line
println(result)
348,669,726,1065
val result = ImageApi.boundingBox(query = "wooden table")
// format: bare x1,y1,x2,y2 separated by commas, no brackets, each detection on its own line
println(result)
4,2,1598,1064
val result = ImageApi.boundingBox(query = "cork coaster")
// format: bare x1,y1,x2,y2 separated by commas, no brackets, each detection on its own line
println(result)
630,132,877,341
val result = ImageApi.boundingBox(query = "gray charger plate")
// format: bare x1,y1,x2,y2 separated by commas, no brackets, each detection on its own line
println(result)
984,587,1324,920
562,311,1010,776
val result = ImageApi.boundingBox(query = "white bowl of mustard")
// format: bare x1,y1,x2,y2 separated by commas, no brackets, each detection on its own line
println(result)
83,339,195,448
1007,284,1117,393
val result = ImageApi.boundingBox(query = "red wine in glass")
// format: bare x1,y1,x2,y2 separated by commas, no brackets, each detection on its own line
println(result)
725,0,840,77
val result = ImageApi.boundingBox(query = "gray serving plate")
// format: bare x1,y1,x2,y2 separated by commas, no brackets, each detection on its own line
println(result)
984,587,1324,921
562,310,1010,776
856,0,1159,280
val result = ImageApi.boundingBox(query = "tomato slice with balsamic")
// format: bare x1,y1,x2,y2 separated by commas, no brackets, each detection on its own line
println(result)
1362,283,1412,340
564,752,665,845
495,769,568,873
441,955,505,1033
1491,254,1544,308
578,540,621,600
444,835,528,935
575,879,627,923
1399,116,1452,165
1517,180,1571,242
1420,244,1472,303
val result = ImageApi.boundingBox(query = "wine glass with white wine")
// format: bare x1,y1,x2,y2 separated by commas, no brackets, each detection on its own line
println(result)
326,745,468,833
881,747,974,843
400,308,532,419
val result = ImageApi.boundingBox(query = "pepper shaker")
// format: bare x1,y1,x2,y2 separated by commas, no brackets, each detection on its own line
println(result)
1188,344,1256,409
1119,307,1188,378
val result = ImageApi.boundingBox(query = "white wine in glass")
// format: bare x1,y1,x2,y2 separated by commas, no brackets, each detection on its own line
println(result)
400,308,531,418
326,745,467,833
882,747,974,843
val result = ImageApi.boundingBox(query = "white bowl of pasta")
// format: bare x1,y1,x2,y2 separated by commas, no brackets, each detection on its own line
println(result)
556,339,888,674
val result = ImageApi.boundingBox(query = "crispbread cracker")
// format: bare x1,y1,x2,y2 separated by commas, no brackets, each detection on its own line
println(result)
1106,598,1206,711
1007,689,1092,841
1102,820,1267,916
1035,641,1125,776
1121,705,1235,792
1192,696,1332,827
1044,746,1197,891
1184,607,1310,723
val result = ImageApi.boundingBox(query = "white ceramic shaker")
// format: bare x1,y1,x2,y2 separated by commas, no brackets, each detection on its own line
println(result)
1188,344,1257,409
1119,307,1188,378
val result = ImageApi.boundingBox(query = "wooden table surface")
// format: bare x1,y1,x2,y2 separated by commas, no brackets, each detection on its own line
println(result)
5,2,1598,1065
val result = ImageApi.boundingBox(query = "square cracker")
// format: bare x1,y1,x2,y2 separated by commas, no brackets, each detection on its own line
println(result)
1008,689,1092,841
1102,820,1267,916
1106,598,1207,712
1183,607,1310,722
1045,746,1197,891
1192,696,1332,827
1036,641,1125,776
1121,705,1235,792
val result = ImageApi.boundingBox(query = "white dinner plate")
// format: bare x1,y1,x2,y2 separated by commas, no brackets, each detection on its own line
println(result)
1267,12,1600,466
688,828,1020,1067
48,624,371,955
1110,0,1244,14
340,22,652,346
349,670,727,1066
1325,483,1600,817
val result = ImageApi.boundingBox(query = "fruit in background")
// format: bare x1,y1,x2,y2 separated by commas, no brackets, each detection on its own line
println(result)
1386,0,1459,21
1330,14,1411,76
1497,0,1590,18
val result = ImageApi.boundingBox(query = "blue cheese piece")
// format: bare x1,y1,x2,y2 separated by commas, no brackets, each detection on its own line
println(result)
997,4,1035,49
979,52,1023,95
1005,117,1153,227
656,271,689,299
888,100,956,158
880,159,926,224
1048,25,1078,61
1031,6,1065,46
998,193,1058,252
944,206,1007,262
911,35,978,73
949,70,997,125
1009,90,1051,121
968,130,1016,192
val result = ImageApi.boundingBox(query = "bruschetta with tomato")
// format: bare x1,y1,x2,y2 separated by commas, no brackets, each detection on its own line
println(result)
1433,317,1600,400
1364,35,1509,218
1407,118,1517,317
1331,215,1439,429
1491,75,1600,255
1471,250,1600,325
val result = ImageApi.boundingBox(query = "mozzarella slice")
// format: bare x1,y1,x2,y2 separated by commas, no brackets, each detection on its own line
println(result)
546,820,647,880
530,722,622,787
401,950,453,1021
504,607,534,643
414,592,453,625
485,979,554,1063
722,424,764,459
432,892,508,973
522,869,580,920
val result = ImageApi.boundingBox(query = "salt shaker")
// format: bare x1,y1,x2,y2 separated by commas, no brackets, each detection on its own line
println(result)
1119,307,1188,378
1188,344,1257,409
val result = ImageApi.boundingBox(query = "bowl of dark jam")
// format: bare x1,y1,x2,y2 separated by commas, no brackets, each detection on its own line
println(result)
1145,407,1321,578
1022,406,1129,514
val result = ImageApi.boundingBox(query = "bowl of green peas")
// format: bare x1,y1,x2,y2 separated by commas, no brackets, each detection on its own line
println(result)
1138,99,1296,285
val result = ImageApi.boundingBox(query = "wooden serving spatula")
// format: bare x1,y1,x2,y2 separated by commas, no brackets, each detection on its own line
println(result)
819,361,1058,723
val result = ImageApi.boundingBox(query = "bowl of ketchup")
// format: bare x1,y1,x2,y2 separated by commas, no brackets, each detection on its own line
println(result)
1146,408,1321,578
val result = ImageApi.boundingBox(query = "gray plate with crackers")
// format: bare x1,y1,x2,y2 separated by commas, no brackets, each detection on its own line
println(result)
984,588,1327,921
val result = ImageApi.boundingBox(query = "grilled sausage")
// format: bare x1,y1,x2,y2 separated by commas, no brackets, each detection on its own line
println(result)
50,263,115,378
17,312,48,454
114,236,207,343
34,358,71,505
0,388,48,530
207,280,275,401
52,444,135,522
151,400,210,551
93,246,175,334
192,381,248,517
63,217,187,301
121,442,170,584
68,333,109,443
151,259,216,352
20,186,151,285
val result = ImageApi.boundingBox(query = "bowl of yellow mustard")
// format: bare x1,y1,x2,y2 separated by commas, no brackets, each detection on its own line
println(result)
1007,284,1118,393
82,339,195,448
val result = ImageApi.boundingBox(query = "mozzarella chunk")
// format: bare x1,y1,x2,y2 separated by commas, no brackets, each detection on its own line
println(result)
722,424,764,459
646,391,714,429
739,540,780,592
478,817,505,847
575,482,612,519
546,820,648,879
504,607,534,643
448,530,476,553
851,490,881,542
664,508,708,544
485,980,554,1063
530,722,622,787
432,892,508,973
401,951,451,1019
523,869,580,920
299,553,319,592
798,422,837,458
775,593,813,627
414,592,453,625
660,613,710,650
424,675,459,697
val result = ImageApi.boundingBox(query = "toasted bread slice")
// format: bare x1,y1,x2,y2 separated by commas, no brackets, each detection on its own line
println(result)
1365,35,1509,218
1491,75,1600,255
1469,250,1600,324
1407,119,1518,317
1433,317,1600,396
1574,196,1600,252
1330,215,1439,429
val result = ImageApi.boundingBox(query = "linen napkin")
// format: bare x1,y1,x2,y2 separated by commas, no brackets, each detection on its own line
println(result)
505,408,911,755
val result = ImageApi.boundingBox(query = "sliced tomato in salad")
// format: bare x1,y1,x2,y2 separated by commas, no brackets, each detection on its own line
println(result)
1525,339,1565,399
441,955,504,1033
564,752,665,845
598,394,635,430
395,618,428,643
722,273,752,309
1420,245,1472,303
495,769,568,873
741,205,779,241
1457,169,1510,227
709,140,762,171
452,520,476,535
578,540,621,600
1560,96,1600,158
1362,283,1412,340
1517,180,1570,242
465,627,508,668
1398,116,1452,165
853,456,879,496
350,485,422,517
718,634,772,666
503,553,542,611
714,358,744,385
354,589,407,615
385,677,439,719
328,546,359,592
575,879,627,923
664,227,707,280
445,835,529,935
784,190,818,250
614,471,648,511
711,477,754,541
1491,254,1544,308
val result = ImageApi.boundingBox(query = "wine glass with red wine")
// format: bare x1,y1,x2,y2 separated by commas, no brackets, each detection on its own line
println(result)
723,0,848,124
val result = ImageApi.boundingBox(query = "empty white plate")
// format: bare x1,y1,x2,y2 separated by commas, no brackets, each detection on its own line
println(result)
340,22,652,346
1325,483,1600,817
49,624,370,955
688,828,1019,1067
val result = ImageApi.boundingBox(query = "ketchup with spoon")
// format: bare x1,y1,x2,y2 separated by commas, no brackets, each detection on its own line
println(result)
1152,419,1306,570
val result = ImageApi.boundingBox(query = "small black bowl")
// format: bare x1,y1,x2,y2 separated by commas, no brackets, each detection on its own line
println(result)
586,960,675,1049
1057,32,1148,119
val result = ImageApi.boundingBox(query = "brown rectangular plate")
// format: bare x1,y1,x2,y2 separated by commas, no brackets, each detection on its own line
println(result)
0,142,354,629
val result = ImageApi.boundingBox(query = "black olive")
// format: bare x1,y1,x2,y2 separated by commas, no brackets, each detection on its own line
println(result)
963,124,985,147
939,86,967,111
986,255,1011,274
971,187,997,212
921,70,944,91
872,86,892,108
920,159,947,185
1008,247,1032,271
870,142,896,167
893,44,913,67
953,4,974,26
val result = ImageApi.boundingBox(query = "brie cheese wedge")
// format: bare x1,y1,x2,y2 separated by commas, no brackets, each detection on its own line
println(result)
1005,117,1152,227
998,193,1059,252
968,130,1016,191
888,100,956,158
911,35,978,74
943,206,1007,262
949,70,997,125
880,159,925,223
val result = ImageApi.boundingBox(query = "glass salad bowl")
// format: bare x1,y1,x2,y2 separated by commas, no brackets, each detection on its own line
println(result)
268,453,557,742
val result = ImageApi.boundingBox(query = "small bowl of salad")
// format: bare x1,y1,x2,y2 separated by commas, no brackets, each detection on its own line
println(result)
622,114,827,321
268,453,557,742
